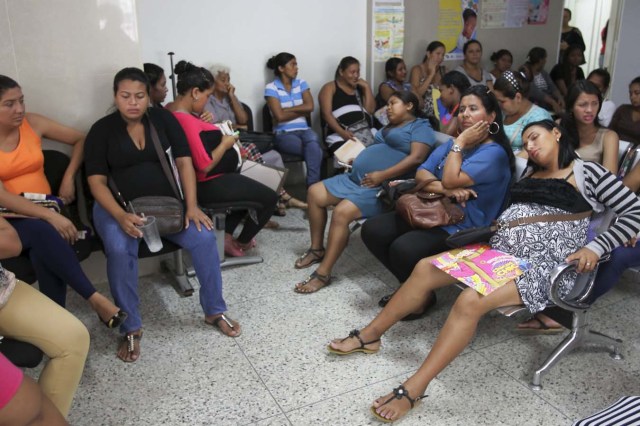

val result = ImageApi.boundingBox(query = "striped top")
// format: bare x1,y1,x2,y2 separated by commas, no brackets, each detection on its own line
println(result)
571,160,640,257
573,396,640,426
326,82,372,145
264,77,310,133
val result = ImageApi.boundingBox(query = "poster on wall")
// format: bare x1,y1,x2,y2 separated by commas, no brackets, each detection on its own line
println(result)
439,0,479,61
480,0,528,29
373,0,405,62
527,0,549,25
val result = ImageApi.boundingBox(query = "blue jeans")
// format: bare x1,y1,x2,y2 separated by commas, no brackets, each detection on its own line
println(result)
93,203,227,333
274,128,322,186
591,244,640,301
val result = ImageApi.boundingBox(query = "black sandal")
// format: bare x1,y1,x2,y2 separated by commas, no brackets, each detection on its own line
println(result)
294,270,331,293
294,248,325,269
99,310,128,329
327,329,380,355
370,385,427,423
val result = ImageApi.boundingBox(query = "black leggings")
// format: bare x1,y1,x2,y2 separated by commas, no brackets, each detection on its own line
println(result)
361,211,450,283
197,174,278,244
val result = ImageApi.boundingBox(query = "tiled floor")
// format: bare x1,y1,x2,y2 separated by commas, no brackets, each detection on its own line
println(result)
43,208,639,425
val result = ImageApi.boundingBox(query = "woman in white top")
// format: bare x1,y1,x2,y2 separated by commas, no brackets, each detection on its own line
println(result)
455,40,494,90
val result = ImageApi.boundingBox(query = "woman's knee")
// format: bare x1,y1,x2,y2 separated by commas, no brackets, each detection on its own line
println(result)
451,288,484,318
307,182,327,203
331,202,360,226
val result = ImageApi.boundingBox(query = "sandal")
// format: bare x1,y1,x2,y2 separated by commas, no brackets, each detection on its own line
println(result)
280,191,308,210
370,385,427,423
99,309,128,329
516,316,564,335
274,201,287,217
294,270,332,293
327,329,380,355
294,247,325,269
118,331,142,363
206,314,241,337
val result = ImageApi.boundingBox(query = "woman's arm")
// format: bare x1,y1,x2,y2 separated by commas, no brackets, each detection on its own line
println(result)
227,87,248,126
0,216,22,258
410,65,434,99
266,90,314,124
174,157,212,231
87,175,143,238
378,83,396,106
0,181,78,243
623,162,640,192
440,122,488,188
601,129,620,174
26,113,85,203
357,79,376,114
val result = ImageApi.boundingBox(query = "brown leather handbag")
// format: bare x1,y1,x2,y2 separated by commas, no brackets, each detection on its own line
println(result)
395,178,465,229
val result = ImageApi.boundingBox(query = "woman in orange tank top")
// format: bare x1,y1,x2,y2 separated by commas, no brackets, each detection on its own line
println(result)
0,75,125,329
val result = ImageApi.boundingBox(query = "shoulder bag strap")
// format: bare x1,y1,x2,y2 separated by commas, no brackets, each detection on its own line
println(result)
497,210,592,230
148,122,182,200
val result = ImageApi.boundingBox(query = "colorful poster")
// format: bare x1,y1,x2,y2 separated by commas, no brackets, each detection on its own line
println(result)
373,1,405,62
439,0,479,61
527,0,549,25
480,0,528,29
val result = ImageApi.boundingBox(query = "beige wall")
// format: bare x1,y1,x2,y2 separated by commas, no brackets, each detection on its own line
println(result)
369,0,564,89
0,0,142,133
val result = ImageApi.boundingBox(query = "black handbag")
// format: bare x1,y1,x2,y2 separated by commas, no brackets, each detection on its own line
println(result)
238,129,275,154
109,123,185,236
445,225,497,248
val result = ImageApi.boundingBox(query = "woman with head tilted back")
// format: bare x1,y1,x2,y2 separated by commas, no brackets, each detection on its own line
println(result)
265,52,323,187
293,91,435,293
319,56,376,154
329,119,640,422
85,67,242,363
560,80,619,173
362,86,514,316
493,70,551,155
455,40,495,90
166,61,278,257
0,75,124,328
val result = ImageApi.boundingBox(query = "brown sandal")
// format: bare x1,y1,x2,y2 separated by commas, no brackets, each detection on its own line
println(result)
206,314,241,337
371,385,427,423
118,331,142,363
294,248,325,269
294,270,332,293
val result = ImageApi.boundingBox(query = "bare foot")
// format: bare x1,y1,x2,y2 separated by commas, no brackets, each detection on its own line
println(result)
117,330,142,363
328,329,381,354
205,314,241,337
517,314,563,331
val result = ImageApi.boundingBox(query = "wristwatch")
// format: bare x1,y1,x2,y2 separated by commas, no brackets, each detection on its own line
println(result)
451,143,463,153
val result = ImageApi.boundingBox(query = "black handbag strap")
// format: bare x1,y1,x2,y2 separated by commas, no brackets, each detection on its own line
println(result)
108,121,183,207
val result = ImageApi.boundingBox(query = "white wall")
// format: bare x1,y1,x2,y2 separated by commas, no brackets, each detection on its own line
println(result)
136,0,368,131
609,0,640,107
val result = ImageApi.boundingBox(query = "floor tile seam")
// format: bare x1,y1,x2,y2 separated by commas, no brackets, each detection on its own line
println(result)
279,368,418,414
233,338,293,425
474,350,573,421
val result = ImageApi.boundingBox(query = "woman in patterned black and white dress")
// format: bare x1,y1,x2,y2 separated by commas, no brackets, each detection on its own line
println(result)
328,119,640,423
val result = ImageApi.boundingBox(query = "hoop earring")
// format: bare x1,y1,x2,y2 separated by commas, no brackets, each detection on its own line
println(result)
488,121,500,135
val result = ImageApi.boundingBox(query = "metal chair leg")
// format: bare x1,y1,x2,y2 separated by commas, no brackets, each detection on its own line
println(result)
585,330,623,360
161,249,194,297
530,328,582,390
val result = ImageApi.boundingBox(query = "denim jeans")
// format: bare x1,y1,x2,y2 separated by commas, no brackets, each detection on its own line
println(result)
590,244,640,301
93,203,227,333
274,128,322,186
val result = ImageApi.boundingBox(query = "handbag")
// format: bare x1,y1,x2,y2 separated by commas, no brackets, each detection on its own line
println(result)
109,123,185,236
377,179,417,209
0,198,62,218
396,191,465,229
238,129,274,154
0,265,16,310
339,88,376,147
445,210,593,248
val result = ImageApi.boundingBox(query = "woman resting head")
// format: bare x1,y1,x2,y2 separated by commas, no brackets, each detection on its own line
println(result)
328,118,640,423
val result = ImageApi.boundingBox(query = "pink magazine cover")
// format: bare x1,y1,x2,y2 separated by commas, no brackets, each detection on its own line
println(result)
431,243,531,296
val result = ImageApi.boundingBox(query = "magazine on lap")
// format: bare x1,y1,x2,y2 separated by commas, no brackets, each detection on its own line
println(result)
431,243,531,295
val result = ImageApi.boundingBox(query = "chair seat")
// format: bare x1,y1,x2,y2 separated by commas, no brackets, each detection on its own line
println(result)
0,338,44,368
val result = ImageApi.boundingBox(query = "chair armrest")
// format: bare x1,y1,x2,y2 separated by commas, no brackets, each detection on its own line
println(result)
548,255,610,312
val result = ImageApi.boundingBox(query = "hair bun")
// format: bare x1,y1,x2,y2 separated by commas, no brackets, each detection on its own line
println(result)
174,60,195,75
266,56,277,70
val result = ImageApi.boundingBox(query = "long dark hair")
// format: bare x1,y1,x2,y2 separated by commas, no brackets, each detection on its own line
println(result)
174,60,214,95
384,57,405,80
143,63,164,86
460,85,515,175
266,52,296,77
561,80,603,150
522,120,579,172
0,75,20,98
334,56,359,80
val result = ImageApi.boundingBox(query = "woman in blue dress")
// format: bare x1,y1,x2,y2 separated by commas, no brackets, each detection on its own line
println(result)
293,91,435,293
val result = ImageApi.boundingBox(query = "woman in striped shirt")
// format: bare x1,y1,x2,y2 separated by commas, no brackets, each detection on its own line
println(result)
328,119,640,423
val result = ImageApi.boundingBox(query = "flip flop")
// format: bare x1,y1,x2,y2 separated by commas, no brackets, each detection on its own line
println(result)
206,314,242,337
327,329,380,355
516,316,564,335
